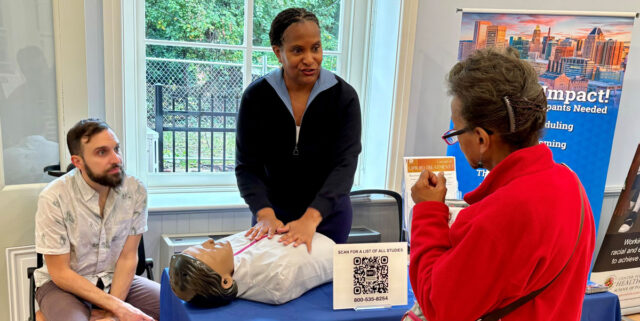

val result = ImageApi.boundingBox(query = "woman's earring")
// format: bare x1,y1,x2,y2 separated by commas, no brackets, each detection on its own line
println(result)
223,279,228,285
476,152,484,169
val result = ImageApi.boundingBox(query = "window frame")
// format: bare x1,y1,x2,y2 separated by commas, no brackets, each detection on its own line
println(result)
104,0,418,204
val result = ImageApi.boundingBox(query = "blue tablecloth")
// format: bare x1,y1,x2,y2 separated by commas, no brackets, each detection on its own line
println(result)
582,290,621,321
160,268,620,321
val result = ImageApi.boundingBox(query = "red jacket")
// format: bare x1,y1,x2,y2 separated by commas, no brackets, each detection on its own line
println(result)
409,144,595,321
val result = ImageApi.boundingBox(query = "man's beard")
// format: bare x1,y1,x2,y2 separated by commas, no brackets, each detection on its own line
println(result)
83,161,125,188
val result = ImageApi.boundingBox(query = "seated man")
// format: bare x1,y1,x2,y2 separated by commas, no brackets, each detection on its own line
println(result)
169,231,334,307
34,119,159,321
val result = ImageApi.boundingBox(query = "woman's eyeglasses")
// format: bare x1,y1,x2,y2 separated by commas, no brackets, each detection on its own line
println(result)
442,127,493,145
442,128,470,145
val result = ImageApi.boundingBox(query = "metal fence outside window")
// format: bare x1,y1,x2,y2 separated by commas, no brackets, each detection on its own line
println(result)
147,58,243,172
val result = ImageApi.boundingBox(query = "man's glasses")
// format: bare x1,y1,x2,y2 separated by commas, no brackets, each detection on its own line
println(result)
442,127,493,145
442,128,470,145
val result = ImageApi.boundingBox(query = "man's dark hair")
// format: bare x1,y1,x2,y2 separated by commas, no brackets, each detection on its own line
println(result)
169,253,238,308
66,118,111,156
269,8,320,47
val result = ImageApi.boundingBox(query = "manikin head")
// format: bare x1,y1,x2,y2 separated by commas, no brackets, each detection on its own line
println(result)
169,239,238,307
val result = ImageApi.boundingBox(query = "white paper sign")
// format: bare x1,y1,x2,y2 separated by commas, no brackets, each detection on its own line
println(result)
333,242,408,310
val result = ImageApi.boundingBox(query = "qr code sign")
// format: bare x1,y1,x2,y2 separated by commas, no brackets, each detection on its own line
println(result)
353,256,389,294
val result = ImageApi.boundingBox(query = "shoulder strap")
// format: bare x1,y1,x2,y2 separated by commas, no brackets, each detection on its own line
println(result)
478,169,585,321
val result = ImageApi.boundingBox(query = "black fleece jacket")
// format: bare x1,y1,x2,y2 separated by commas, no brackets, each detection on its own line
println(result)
235,74,361,223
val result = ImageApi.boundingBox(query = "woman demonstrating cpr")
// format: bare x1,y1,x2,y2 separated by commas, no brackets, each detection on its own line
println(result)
235,8,361,251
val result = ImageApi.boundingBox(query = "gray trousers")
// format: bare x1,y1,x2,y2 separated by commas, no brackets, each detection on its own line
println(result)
35,275,160,321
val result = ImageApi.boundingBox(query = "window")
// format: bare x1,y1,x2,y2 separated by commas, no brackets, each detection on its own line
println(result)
144,0,343,175
109,0,415,204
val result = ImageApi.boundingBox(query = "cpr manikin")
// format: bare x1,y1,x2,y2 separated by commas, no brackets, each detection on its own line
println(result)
169,231,334,307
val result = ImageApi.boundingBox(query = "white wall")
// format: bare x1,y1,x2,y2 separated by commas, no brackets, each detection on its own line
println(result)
404,1,640,256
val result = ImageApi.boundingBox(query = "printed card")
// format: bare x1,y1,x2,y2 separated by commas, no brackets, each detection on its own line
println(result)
333,242,407,310
403,157,458,241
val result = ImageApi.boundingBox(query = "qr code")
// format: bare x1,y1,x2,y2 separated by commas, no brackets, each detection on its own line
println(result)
353,256,389,295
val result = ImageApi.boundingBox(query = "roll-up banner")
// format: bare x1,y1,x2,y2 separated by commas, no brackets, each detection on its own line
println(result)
450,9,636,235
591,145,640,314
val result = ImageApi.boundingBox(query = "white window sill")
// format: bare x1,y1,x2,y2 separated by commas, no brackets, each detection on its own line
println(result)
147,187,405,215
148,190,248,215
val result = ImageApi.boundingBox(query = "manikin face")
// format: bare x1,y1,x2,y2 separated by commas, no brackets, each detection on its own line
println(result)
73,129,124,188
272,20,323,88
183,239,235,289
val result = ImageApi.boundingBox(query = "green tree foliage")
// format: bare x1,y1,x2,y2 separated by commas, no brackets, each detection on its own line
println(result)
145,0,341,172
145,0,340,64
145,0,245,88
146,0,244,44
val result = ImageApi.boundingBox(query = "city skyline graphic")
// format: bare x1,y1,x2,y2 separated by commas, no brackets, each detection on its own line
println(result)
450,12,636,235
458,13,635,91
460,13,633,42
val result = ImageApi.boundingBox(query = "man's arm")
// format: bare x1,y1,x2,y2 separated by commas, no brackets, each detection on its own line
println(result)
45,253,153,321
36,193,144,318
109,234,141,300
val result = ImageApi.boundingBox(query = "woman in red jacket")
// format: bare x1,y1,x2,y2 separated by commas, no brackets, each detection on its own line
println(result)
409,47,595,320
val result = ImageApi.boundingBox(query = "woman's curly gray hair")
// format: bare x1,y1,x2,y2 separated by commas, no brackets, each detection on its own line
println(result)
447,47,547,149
